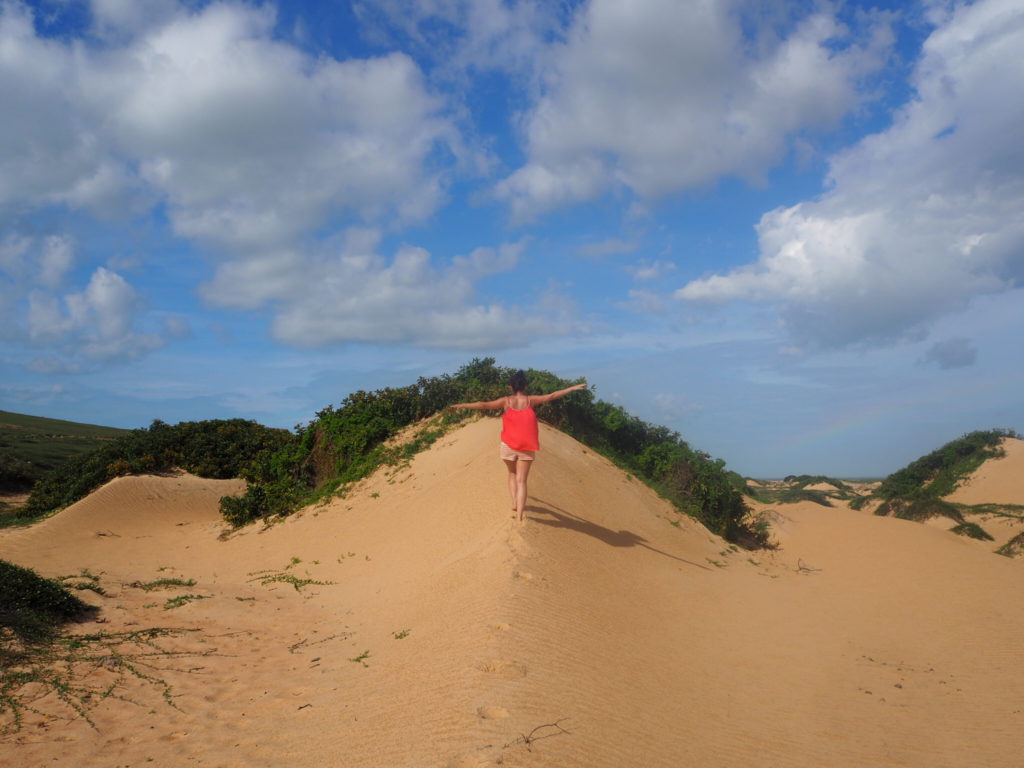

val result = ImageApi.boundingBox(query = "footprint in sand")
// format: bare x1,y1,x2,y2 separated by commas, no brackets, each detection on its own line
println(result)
489,622,510,632
477,705,509,720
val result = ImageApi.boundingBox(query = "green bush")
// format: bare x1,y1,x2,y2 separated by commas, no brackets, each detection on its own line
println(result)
18,419,292,522
223,358,761,547
0,560,93,644
996,532,1024,558
886,497,964,523
876,429,1018,501
0,449,36,493
950,522,994,541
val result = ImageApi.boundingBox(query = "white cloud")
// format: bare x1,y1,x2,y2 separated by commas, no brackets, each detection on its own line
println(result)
58,267,165,361
495,0,892,220
0,1,455,250
5,234,169,364
628,259,676,282
37,235,75,288
677,0,1024,348
202,235,574,349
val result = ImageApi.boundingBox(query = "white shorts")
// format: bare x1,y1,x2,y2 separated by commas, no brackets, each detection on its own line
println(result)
500,441,536,461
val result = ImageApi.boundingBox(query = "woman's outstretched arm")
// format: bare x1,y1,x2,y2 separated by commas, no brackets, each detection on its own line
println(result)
450,396,506,411
529,382,587,406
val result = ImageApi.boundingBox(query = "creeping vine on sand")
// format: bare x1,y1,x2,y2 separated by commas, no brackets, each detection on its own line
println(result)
1,627,217,734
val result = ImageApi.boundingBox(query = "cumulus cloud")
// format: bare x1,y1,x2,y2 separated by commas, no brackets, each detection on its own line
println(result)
0,1,454,250
495,0,892,220
40,266,166,361
677,0,1024,348
1,1,568,359
202,234,574,348
1,233,170,364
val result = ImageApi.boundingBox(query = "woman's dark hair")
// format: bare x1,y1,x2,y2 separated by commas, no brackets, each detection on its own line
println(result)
509,370,528,394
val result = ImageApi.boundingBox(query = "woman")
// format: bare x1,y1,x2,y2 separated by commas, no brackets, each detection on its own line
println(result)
451,371,586,523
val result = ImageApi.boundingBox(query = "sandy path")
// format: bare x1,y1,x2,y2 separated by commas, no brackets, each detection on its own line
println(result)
2,420,1022,767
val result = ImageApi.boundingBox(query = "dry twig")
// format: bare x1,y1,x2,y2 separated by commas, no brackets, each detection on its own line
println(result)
504,718,572,752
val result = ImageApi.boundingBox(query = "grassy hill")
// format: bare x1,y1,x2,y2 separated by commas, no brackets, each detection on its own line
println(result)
859,428,1023,552
14,360,760,547
0,411,129,494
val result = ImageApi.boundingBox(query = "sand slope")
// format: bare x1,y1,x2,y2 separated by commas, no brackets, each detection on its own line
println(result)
946,437,1024,506
935,437,1024,549
2,420,1023,767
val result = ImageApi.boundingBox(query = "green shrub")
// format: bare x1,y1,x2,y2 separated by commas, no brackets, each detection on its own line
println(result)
950,522,994,541
18,419,292,523
876,429,1018,501
887,497,964,523
222,358,761,547
0,560,93,644
996,532,1024,558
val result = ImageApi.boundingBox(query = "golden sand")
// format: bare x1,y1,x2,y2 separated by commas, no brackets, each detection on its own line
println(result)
2,421,1022,766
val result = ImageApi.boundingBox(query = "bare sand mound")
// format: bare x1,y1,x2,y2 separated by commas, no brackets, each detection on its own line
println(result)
2,421,1023,767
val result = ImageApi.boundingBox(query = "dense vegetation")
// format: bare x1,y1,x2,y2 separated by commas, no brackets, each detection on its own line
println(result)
872,428,1020,522
14,419,291,523
0,411,127,494
221,359,760,546
747,475,864,508
0,559,93,645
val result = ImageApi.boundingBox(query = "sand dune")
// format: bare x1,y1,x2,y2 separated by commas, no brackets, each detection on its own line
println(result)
2,419,1023,766
946,437,1024,506
931,437,1024,551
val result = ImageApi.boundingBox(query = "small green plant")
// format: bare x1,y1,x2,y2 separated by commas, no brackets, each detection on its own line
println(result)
350,650,371,667
247,562,333,593
162,594,209,610
58,569,107,596
129,578,197,592
392,629,411,640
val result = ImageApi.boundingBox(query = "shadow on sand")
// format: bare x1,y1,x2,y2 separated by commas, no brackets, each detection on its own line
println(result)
527,497,711,571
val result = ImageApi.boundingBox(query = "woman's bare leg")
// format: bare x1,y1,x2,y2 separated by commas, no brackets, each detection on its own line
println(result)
504,459,518,511
514,459,533,522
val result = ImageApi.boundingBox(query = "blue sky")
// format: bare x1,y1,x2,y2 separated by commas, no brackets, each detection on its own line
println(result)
2,0,1022,478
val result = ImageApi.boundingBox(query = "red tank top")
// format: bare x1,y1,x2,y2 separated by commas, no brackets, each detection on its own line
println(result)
501,399,539,451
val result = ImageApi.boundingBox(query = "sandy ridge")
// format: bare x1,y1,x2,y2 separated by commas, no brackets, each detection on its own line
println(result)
1,420,1023,766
